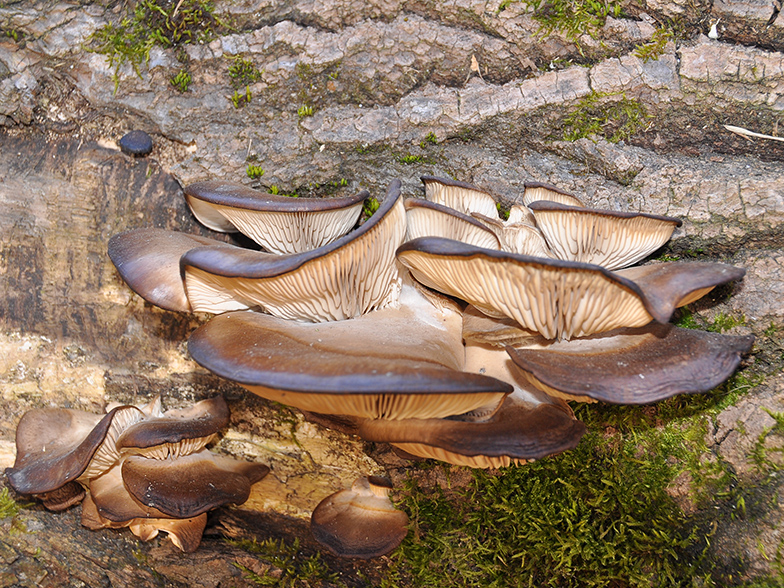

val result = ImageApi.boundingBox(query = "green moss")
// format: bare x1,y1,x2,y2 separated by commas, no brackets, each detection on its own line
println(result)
170,69,191,92
634,27,674,63
419,132,439,148
363,196,380,219
229,538,344,587
397,154,423,164
297,104,314,118
521,0,623,42
232,86,252,108
562,92,649,143
228,56,262,88
89,0,231,92
0,487,20,518
246,165,265,179
496,201,510,221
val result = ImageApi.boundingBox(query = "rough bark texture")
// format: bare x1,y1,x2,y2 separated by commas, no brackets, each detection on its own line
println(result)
1,0,783,585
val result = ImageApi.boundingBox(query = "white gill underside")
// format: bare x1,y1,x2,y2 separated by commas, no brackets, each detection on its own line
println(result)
403,253,653,340
121,434,216,460
391,442,526,468
185,195,237,232
184,198,407,321
79,407,145,481
425,183,499,219
243,385,507,421
405,206,500,250
534,210,677,271
213,202,364,254
523,186,584,208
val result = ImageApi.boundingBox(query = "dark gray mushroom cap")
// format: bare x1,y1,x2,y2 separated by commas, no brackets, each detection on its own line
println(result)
6,406,143,495
115,396,230,452
506,323,755,404
617,262,747,323
108,228,229,312
357,393,586,462
119,130,153,156
187,305,512,420
310,476,409,559
121,450,270,518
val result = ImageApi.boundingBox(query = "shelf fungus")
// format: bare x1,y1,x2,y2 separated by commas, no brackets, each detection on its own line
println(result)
310,476,409,559
105,174,752,475
5,396,268,552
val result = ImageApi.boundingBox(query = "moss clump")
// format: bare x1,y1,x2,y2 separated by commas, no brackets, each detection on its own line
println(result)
562,92,649,143
229,538,343,587
634,27,674,63
520,0,623,42
0,487,20,519
170,69,191,92
90,0,230,91
228,56,262,89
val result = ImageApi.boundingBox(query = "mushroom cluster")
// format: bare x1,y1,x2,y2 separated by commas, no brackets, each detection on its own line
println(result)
106,175,753,469
5,396,269,552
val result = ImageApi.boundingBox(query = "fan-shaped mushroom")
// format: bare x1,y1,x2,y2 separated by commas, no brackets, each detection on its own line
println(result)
310,476,408,559
184,180,368,254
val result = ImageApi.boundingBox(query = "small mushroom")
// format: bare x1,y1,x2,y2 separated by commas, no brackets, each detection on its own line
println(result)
184,180,368,254
310,476,408,559
119,130,153,156
528,201,683,270
523,181,584,207
471,213,552,257
181,180,406,321
405,198,501,249
421,175,499,218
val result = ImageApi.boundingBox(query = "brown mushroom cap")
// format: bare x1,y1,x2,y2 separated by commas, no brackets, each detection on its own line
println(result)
506,323,755,404
108,228,231,312
6,405,143,495
121,449,269,519
528,201,682,270
616,261,747,323
523,182,584,207
357,391,585,468
310,476,409,559
115,396,230,459
181,180,406,321
184,180,367,254
405,198,501,250
397,237,654,340
187,286,513,420
421,175,499,218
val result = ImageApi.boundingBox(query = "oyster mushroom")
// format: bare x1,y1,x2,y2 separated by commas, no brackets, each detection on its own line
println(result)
310,476,408,559
181,180,406,320
187,284,512,420
184,180,368,254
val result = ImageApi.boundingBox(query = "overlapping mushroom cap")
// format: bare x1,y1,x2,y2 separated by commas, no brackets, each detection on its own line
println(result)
5,396,268,552
106,174,752,473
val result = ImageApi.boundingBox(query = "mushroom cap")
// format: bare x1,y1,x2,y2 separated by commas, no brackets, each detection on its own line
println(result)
187,285,513,420
616,261,747,323
115,395,230,458
87,462,174,523
6,405,143,495
405,198,501,250
119,130,153,156
310,476,409,559
121,449,269,518
108,228,230,312
181,180,406,321
523,182,584,207
184,180,367,254
506,323,755,404
397,237,654,340
528,201,682,270
357,391,585,468
421,175,499,218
